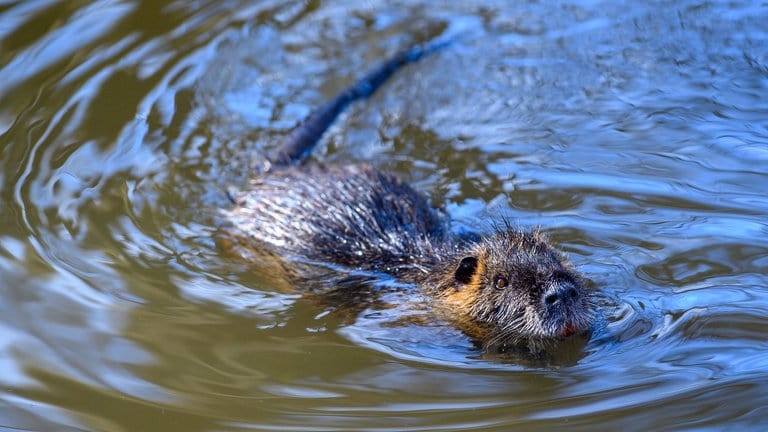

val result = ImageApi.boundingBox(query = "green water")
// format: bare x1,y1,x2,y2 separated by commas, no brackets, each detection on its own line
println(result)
2,1,768,430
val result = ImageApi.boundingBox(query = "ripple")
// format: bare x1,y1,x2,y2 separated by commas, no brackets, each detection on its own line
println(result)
2,0,768,431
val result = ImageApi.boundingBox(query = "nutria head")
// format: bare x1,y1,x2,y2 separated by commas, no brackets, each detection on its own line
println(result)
434,229,594,347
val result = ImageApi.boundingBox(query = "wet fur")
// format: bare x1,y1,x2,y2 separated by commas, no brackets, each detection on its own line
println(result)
219,39,595,351
224,164,448,280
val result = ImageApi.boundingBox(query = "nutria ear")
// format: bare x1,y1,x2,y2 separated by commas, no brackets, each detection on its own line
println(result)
454,256,478,285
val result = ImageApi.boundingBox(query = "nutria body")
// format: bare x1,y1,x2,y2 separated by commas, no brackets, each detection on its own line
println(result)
220,39,594,349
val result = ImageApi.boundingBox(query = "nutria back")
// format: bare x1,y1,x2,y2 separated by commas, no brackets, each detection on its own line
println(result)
223,164,450,278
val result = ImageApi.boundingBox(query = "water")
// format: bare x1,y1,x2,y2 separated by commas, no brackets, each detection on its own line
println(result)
1,0,767,430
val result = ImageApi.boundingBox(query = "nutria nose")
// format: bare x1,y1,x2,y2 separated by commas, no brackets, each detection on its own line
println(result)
543,284,579,307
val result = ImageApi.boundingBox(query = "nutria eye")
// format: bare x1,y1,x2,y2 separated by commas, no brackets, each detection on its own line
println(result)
494,276,508,290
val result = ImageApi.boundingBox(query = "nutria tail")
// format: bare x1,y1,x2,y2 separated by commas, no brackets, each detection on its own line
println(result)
270,38,452,167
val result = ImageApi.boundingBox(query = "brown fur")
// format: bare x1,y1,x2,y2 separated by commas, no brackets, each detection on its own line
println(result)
220,165,595,350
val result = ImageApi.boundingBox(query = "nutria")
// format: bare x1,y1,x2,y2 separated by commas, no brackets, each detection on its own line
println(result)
220,39,595,350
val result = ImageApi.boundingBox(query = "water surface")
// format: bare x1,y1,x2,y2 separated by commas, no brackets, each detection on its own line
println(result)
1,0,768,430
